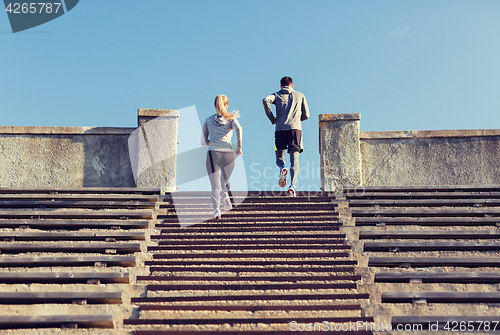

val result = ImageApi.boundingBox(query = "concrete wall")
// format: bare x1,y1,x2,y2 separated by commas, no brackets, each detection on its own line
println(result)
361,129,500,187
320,113,500,191
4,110,499,190
0,126,136,187
0,109,178,189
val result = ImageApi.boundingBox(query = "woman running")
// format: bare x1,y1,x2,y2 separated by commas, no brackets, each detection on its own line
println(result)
202,94,243,219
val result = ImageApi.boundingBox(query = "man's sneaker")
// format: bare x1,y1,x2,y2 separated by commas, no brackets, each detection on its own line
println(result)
278,167,288,187
287,184,296,197
213,208,222,220
221,191,232,212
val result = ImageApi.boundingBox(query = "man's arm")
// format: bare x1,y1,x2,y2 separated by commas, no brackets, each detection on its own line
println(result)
263,94,277,124
301,95,310,121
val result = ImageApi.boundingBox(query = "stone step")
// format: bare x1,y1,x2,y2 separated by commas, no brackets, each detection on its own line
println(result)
0,255,136,267
156,226,341,234
145,259,356,267
375,271,500,284
0,314,114,329
343,185,500,193
0,200,156,209
150,252,350,259
352,207,500,217
163,218,340,224
0,218,150,229
152,232,343,240
132,293,368,303
166,191,336,199
359,229,500,239
137,304,362,312
0,187,159,194
0,271,129,284
0,210,153,220
349,198,500,207
148,245,350,252
369,256,500,268
0,292,122,304
346,191,500,199
161,203,337,211
156,221,339,228
0,193,158,201
154,238,345,245
149,266,356,273
160,212,339,220
354,216,500,226
0,231,145,241
0,241,141,254
137,274,361,282
146,283,357,291
382,292,500,304
364,241,500,252
125,316,374,326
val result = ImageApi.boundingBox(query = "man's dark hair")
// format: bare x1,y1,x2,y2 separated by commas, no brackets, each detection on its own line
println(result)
280,76,293,87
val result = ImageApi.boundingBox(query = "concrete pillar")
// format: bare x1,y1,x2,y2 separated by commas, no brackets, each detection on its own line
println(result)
128,109,179,192
319,113,362,193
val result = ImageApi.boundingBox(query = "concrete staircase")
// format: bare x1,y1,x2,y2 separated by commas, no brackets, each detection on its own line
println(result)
125,191,371,334
343,185,500,333
0,187,158,334
15,187,500,335
12,185,500,333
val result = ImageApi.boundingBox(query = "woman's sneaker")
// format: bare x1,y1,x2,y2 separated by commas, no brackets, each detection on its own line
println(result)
221,192,232,212
278,167,288,187
287,184,296,197
213,208,222,220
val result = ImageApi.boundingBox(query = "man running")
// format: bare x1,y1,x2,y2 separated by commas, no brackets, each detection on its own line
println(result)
263,76,310,197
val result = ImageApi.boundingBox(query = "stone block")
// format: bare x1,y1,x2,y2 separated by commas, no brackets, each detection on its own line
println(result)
319,113,362,192
129,109,179,192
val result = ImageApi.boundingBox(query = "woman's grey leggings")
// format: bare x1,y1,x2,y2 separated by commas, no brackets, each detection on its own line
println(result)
206,150,235,209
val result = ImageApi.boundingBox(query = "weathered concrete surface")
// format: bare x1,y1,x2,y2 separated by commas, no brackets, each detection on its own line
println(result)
361,129,500,186
0,198,155,334
337,193,500,333
129,109,179,192
0,127,136,188
0,109,179,189
319,113,362,192
319,113,500,189
138,108,177,127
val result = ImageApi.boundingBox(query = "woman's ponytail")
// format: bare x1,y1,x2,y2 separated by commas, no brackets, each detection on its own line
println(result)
214,94,239,120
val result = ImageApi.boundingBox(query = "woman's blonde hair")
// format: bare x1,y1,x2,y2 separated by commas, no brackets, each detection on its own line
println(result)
214,94,240,120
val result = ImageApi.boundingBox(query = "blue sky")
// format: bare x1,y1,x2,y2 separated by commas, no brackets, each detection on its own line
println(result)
2,1,500,191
